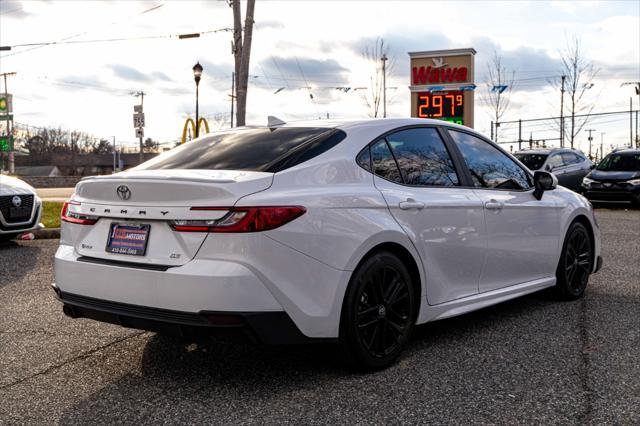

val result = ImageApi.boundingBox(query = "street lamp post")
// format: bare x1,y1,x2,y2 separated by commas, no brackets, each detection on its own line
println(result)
193,62,203,138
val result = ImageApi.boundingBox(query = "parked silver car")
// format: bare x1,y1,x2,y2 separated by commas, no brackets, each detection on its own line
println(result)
514,148,594,191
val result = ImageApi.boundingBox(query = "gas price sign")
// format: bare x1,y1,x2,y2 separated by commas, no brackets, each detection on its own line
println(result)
416,91,464,125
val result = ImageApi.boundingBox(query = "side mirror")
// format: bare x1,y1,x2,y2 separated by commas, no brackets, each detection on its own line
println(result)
589,164,596,170
533,170,557,200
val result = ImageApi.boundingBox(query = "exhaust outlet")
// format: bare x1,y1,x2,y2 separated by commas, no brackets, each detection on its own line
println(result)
62,305,79,319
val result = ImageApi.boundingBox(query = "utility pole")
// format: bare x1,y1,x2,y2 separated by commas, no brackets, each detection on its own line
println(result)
518,119,522,151
560,75,565,148
230,71,235,128
1,72,17,173
381,53,388,118
111,136,117,173
586,128,596,160
131,91,145,164
631,97,634,148
600,132,605,161
231,0,256,127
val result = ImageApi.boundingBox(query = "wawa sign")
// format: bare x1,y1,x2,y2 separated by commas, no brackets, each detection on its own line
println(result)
409,48,476,128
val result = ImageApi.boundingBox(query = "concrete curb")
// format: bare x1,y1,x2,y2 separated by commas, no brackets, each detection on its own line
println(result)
32,228,61,239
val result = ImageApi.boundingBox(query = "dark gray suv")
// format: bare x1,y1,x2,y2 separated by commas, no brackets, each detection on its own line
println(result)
514,148,593,191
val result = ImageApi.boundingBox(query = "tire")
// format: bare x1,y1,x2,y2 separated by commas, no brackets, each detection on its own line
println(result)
554,222,592,300
339,250,417,371
0,233,20,242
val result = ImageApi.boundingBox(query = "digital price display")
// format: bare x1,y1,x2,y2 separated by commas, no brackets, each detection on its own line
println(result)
416,90,464,125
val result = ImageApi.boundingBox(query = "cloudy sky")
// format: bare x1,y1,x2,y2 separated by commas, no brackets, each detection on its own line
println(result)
1,0,638,153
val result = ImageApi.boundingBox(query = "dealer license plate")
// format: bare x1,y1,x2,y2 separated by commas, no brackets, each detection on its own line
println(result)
106,223,150,256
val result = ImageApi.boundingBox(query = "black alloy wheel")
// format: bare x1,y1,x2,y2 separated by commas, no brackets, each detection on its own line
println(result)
555,222,592,300
340,251,416,371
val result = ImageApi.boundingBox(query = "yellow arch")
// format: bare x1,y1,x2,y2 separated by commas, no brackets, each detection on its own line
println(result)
197,117,210,134
181,117,210,144
181,118,196,144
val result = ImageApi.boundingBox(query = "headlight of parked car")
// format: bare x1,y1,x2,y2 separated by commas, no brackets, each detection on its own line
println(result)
582,177,595,188
627,178,640,186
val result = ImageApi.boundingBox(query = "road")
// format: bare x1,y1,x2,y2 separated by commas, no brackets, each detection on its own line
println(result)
0,208,638,424
35,187,74,202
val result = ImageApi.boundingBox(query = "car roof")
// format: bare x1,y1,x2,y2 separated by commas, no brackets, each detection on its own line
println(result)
610,148,640,154
515,148,585,155
235,117,467,131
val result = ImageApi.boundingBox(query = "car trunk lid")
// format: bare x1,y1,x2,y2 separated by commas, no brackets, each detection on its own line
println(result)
66,169,273,266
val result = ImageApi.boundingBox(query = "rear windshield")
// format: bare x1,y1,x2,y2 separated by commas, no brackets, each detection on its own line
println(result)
134,127,345,172
514,153,548,170
596,153,640,172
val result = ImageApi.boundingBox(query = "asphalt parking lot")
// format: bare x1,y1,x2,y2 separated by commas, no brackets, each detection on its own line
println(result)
1,208,638,425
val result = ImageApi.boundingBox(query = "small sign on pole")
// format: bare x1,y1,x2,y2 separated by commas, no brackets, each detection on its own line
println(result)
133,104,142,113
133,113,145,128
135,128,144,138
0,94,12,114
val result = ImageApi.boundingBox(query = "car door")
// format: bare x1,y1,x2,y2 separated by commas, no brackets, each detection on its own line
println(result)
446,129,562,292
364,127,487,305
546,153,572,188
560,152,583,190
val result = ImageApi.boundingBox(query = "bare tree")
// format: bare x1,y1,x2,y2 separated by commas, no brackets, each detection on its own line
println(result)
208,113,230,131
481,50,516,142
361,38,394,118
231,0,255,127
554,36,599,148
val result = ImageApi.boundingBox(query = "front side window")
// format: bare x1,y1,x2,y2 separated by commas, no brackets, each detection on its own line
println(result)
384,128,459,186
561,152,581,165
449,130,531,190
547,154,564,170
370,139,403,183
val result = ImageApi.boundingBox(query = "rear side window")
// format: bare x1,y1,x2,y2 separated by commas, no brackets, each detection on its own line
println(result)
134,127,344,172
385,128,459,186
514,153,547,170
449,130,531,190
371,140,403,183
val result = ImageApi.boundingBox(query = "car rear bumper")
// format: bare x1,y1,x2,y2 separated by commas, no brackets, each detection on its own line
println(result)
54,244,284,313
54,239,348,340
52,287,322,344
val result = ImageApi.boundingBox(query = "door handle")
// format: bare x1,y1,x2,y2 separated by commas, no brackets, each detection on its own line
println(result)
399,199,425,210
485,200,504,210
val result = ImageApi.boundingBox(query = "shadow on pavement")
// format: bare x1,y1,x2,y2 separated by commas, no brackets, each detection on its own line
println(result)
57,289,601,424
0,241,42,286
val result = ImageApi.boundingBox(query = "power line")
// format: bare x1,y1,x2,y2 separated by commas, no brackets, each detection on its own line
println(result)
1,3,167,58
1,27,231,55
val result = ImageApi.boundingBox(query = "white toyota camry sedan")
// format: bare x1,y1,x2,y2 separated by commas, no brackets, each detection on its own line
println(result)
53,118,602,370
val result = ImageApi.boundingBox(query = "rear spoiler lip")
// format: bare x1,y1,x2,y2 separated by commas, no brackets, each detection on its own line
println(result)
79,169,274,184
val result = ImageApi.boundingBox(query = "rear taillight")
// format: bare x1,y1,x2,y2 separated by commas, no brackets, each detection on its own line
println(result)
170,206,306,233
61,201,98,225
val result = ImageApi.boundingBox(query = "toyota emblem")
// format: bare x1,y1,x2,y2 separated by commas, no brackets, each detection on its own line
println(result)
116,185,131,200
11,195,22,207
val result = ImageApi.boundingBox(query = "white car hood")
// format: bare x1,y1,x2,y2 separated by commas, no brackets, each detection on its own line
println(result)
0,175,37,195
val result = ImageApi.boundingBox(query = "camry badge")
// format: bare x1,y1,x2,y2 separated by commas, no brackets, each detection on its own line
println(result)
116,185,131,200
11,196,22,207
